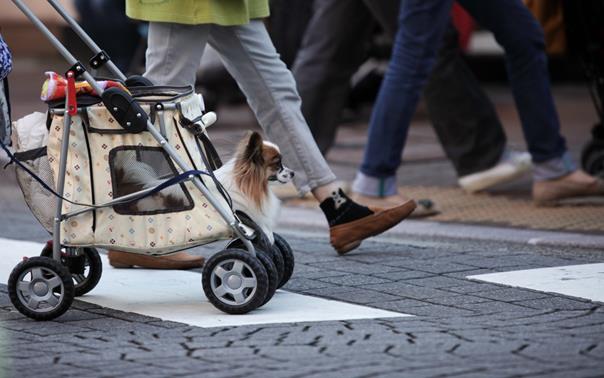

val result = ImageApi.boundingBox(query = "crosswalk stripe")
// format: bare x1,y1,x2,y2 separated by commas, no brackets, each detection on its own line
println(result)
0,237,410,327
468,263,604,302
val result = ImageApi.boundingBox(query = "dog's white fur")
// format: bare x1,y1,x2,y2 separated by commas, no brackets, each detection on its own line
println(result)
214,136,293,244
214,158,281,243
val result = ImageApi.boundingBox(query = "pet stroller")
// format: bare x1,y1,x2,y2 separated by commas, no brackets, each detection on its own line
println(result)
5,0,294,320
562,0,604,177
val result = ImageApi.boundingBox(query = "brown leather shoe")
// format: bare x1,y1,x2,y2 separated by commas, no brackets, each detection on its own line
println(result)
533,170,604,206
350,192,439,218
330,200,417,254
108,250,204,269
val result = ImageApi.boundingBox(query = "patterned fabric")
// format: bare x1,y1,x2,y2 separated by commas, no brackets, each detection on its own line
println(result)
47,92,232,254
0,34,12,80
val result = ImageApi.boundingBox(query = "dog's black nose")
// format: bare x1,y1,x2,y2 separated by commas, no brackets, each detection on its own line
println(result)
290,172,295,178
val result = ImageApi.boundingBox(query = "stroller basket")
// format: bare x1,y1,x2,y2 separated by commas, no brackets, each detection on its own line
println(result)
40,86,233,255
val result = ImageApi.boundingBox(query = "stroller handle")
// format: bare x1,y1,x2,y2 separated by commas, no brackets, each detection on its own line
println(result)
46,0,127,82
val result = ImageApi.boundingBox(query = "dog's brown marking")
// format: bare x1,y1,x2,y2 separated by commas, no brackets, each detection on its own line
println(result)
233,131,281,208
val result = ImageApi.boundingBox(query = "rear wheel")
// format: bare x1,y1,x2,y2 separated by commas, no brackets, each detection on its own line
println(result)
41,243,102,297
273,233,294,288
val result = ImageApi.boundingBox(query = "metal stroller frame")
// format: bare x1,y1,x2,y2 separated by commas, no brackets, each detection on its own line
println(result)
7,0,293,319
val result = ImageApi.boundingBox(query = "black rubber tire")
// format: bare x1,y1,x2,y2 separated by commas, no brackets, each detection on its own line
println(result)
8,256,75,321
41,244,103,297
255,249,278,306
202,249,269,314
581,139,604,178
227,238,285,285
273,233,294,288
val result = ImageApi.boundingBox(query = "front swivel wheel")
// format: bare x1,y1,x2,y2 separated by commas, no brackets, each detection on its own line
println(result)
8,257,75,321
202,249,269,314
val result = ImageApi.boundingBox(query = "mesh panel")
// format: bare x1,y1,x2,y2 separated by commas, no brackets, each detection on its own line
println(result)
109,146,194,215
15,149,56,232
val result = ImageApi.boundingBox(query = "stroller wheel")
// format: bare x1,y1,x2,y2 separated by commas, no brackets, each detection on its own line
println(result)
227,238,284,285
202,249,269,314
581,139,604,178
254,249,279,306
8,256,75,321
273,233,295,289
41,243,103,297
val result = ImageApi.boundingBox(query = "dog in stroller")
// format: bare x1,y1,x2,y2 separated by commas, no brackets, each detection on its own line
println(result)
113,131,294,244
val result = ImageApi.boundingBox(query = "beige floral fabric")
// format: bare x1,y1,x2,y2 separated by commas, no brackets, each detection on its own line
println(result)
47,93,232,255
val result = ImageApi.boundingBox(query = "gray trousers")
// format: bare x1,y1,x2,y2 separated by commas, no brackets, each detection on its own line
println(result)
144,21,336,193
292,0,506,177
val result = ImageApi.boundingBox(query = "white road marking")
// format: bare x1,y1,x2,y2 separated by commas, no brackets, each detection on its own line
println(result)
0,238,410,327
468,263,604,303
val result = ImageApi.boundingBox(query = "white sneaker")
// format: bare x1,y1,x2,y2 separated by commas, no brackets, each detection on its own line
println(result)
458,151,532,193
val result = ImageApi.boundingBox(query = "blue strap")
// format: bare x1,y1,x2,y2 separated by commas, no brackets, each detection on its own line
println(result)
0,138,209,209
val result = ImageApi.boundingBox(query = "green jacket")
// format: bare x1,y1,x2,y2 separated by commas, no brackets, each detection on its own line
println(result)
126,0,270,26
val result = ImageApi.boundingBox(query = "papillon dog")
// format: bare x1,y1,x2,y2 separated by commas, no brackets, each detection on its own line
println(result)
214,131,294,243
112,132,294,243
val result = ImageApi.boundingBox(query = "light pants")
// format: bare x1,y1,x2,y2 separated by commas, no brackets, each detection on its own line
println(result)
144,20,336,194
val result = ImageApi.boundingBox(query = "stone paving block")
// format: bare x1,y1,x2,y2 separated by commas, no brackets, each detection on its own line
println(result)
86,307,163,323
0,309,26,321
382,261,476,274
370,270,435,281
317,274,392,286
319,288,403,305
0,319,90,336
515,297,598,311
442,282,510,294
364,282,454,300
372,298,432,312
402,275,473,289
401,305,475,317
63,317,166,333
427,295,492,307
52,309,106,323
442,268,495,278
307,260,402,275
471,287,551,302
459,300,536,315
282,277,336,291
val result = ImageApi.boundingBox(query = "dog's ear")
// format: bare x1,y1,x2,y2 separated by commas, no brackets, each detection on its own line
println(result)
243,131,264,164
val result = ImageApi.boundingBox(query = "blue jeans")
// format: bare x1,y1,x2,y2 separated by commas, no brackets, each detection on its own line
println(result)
359,0,569,187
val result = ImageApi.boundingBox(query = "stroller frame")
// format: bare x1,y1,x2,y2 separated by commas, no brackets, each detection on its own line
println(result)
12,0,256,260
8,0,292,319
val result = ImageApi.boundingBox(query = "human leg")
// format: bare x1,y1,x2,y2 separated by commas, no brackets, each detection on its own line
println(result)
458,0,604,203
144,22,210,86
208,21,416,252
292,0,375,154
423,24,507,177
353,0,454,197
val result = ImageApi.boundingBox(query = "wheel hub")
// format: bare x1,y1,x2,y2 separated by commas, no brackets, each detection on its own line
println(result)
226,274,243,290
32,281,49,296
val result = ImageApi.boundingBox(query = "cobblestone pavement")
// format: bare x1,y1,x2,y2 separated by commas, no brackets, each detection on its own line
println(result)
1,232,603,378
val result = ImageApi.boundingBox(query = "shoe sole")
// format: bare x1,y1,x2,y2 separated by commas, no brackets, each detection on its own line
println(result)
331,200,417,255
108,252,204,270
459,164,531,193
